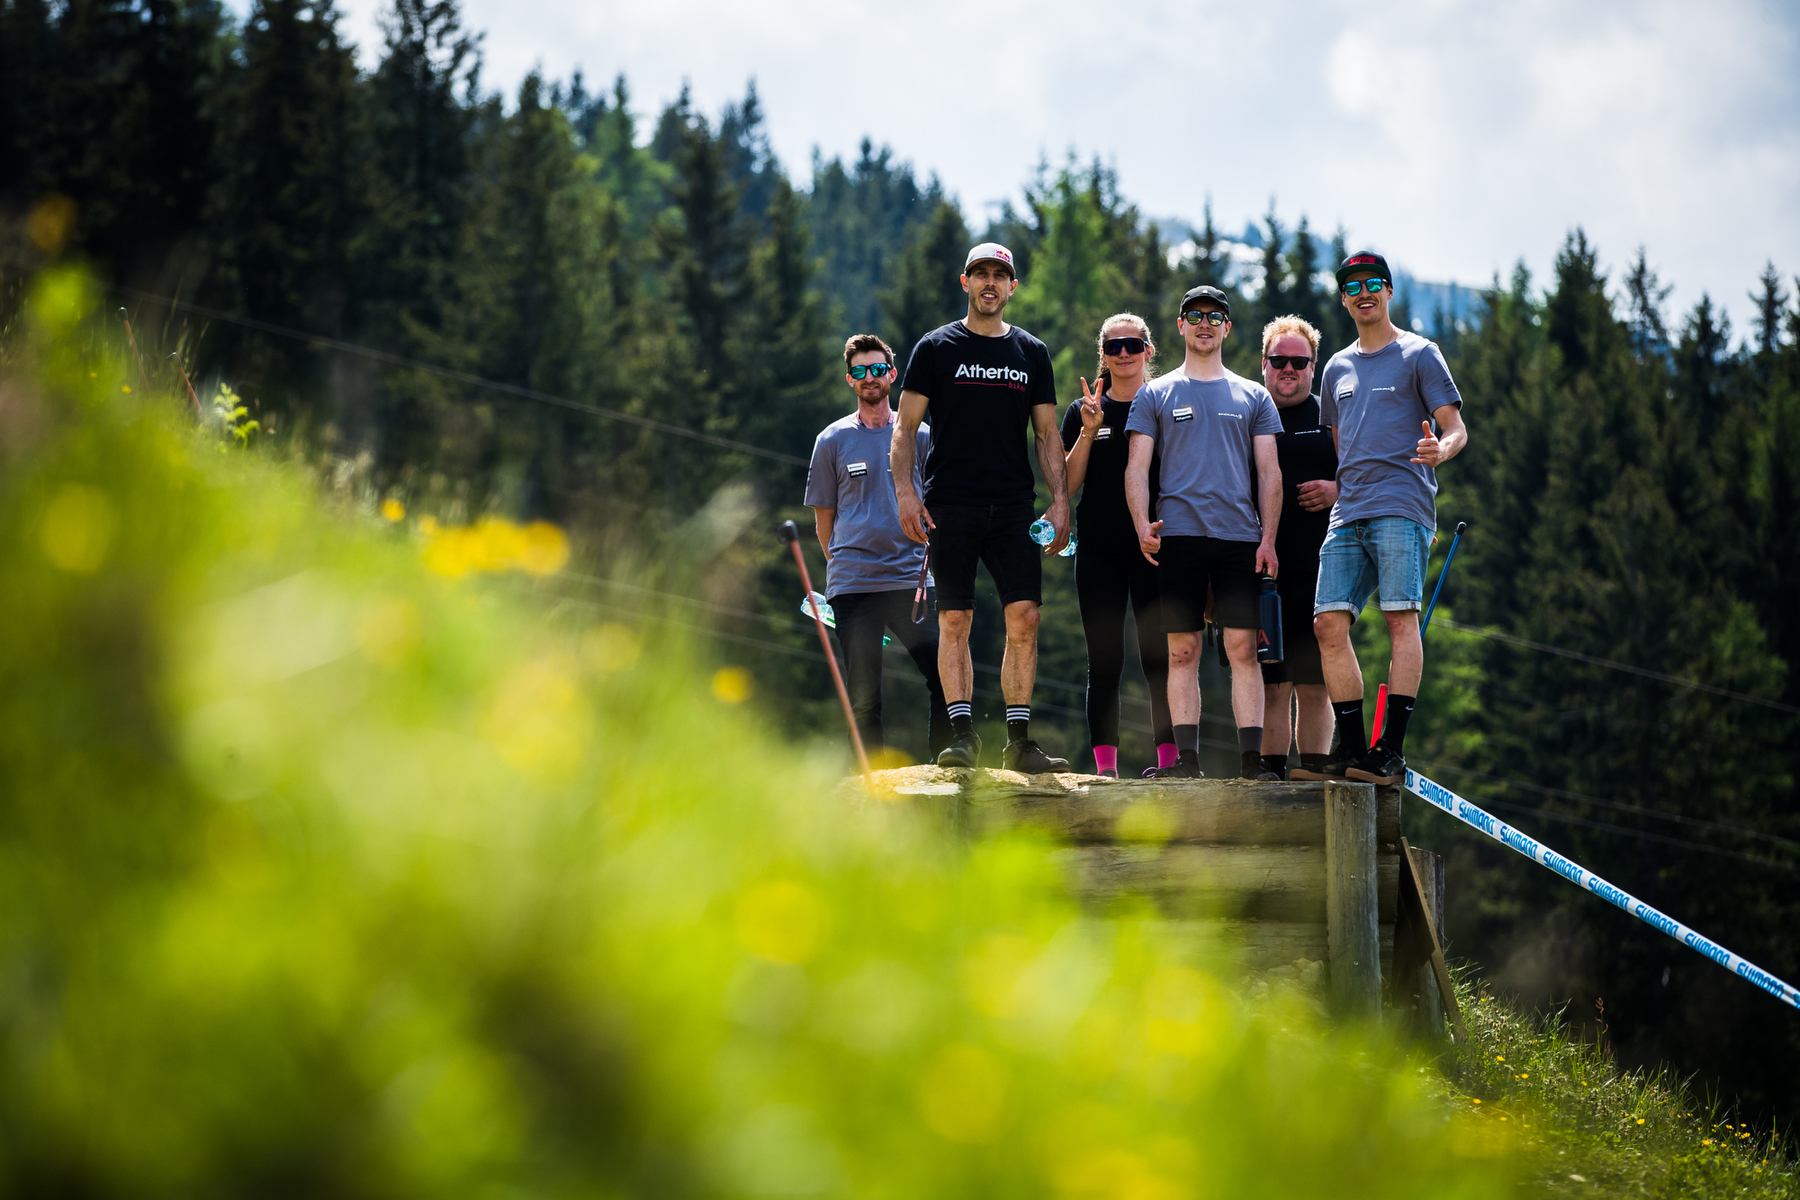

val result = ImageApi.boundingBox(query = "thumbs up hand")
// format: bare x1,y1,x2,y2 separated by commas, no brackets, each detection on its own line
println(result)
1411,420,1444,467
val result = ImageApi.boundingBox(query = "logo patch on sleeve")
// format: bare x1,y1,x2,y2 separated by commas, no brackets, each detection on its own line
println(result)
1094,427,1112,440
847,461,869,477
1173,406,1194,423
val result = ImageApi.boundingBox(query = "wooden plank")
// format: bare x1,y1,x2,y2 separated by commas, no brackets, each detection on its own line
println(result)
968,777,1401,847
1326,781,1381,1018
1136,920,1396,976
1397,836,1469,1043
1411,844,1447,1040
1052,844,1398,923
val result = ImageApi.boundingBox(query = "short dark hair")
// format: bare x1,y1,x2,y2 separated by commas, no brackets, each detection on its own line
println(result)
843,333,895,370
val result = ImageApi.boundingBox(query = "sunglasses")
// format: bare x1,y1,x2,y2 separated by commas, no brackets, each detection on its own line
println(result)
1181,310,1228,327
1102,336,1148,356
848,362,895,379
1264,354,1313,370
1341,278,1388,297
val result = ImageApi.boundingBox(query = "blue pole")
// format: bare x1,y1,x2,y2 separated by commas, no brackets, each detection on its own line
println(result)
1420,521,1466,636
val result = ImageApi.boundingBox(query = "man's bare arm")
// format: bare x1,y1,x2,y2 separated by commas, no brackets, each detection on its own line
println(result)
1031,403,1072,554
891,389,933,543
1413,403,1468,467
1253,432,1281,577
1125,432,1162,565
811,507,835,561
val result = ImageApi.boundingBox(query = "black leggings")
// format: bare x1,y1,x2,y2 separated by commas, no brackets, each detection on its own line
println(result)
1075,543,1173,747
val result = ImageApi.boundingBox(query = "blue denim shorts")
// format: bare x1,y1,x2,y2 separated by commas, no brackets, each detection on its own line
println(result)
1314,517,1432,618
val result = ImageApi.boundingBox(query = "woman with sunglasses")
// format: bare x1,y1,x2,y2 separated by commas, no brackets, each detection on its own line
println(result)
1060,314,1175,777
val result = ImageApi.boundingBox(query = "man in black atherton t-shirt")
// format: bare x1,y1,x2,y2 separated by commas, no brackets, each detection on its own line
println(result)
891,242,1072,774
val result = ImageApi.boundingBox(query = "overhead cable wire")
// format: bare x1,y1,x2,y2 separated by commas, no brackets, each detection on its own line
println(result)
1416,760,1800,853
531,581,1798,848
89,275,808,467
1434,617,1800,715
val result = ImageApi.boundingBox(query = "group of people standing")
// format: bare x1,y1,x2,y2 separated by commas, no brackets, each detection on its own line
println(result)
804,242,1468,783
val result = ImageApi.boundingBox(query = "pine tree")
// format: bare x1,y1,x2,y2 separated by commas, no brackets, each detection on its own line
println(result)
209,0,364,413
1623,246,1672,359
363,0,478,346
1256,201,1288,327
1750,260,1788,357
881,198,969,369
9,0,226,275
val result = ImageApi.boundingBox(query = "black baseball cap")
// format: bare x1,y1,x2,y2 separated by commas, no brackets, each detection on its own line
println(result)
1180,285,1230,317
1335,250,1391,288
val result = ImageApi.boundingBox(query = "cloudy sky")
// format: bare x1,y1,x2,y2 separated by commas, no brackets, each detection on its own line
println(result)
316,0,1799,331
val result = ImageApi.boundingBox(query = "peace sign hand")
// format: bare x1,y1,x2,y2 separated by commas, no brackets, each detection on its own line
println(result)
1077,377,1105,436
1411,420,1445,467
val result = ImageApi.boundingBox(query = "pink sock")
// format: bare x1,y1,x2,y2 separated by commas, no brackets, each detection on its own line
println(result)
1157,743,1180,768
1093,745,1118,775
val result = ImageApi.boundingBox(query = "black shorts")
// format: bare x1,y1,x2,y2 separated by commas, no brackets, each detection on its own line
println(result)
1159,536,1259,632
927,502,1042,611
1261,549,1324,685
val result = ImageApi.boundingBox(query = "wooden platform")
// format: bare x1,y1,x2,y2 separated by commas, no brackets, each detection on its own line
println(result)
854,767,1402,1000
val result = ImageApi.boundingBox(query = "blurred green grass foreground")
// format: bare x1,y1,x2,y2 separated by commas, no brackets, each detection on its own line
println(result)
0,273,1510,1198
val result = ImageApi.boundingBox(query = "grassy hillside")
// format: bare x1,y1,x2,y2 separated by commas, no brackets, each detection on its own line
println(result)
0,271,1790,1198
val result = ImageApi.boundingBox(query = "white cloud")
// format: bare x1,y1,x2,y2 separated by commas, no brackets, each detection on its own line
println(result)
304,0,1799,331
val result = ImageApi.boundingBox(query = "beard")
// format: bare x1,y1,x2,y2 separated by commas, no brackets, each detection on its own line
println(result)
971,288,1011,317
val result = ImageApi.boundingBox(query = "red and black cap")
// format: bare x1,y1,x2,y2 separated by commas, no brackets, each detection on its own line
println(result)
1335,250,1391,288
1180,284,1230,317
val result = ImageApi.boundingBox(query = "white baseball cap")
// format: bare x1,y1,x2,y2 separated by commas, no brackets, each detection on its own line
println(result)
963,242,1016,275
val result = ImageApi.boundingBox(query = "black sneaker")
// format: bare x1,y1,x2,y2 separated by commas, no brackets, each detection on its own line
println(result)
1147,758,1204,780
1346,743,1406,785
1291,746,1359,781
1239,752,1281,782
1096,768,1119,780
1003,739,1069,774
936,730,982,769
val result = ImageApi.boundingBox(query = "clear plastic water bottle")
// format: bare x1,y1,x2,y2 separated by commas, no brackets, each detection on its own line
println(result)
801,592,835,627
1029,517,1077,557
801,592,889,644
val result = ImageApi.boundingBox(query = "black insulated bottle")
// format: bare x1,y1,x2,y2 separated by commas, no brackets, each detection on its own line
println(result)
1257,573,1283,664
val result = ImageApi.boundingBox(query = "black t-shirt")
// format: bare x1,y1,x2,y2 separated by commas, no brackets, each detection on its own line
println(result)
1272,395,1339,558
1059,390,1160,545
900,321,1056,507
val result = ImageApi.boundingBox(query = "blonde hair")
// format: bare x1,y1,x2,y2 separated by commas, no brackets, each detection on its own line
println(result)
1261,314,1321,356
1095,312,1157,392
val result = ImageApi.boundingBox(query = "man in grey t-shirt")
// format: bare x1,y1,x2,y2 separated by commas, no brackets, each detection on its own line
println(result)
805,333,950,760
1125,285,1284,781
1300,251,1469,786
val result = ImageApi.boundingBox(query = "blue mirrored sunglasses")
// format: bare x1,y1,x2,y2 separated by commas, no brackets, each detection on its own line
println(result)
1341,278,1388,297
848,363,895,380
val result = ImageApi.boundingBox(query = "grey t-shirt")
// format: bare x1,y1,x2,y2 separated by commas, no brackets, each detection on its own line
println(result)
1125,371,1282,543
1318,330,1463,531
803,413,932,597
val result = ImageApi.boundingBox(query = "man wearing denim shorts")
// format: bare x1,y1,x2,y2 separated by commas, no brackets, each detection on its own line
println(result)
892,242,1072,774
1305,251,1470,785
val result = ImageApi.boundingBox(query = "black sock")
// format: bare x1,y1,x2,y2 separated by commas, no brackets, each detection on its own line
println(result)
1380,693,1415,753
1237,726,1262,755
1332,700,1367,757
1174,723,1199,764
1299,752,1329,773
1262,753,1289,779
1005,705,1030,742
948,702,973,738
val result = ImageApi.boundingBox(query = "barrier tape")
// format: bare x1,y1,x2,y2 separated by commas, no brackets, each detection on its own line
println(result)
1406,770,1800,1012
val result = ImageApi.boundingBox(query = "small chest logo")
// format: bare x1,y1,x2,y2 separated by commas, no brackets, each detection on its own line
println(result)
847,461,869,477
1094,427,1112,440
1173,406,1194,423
